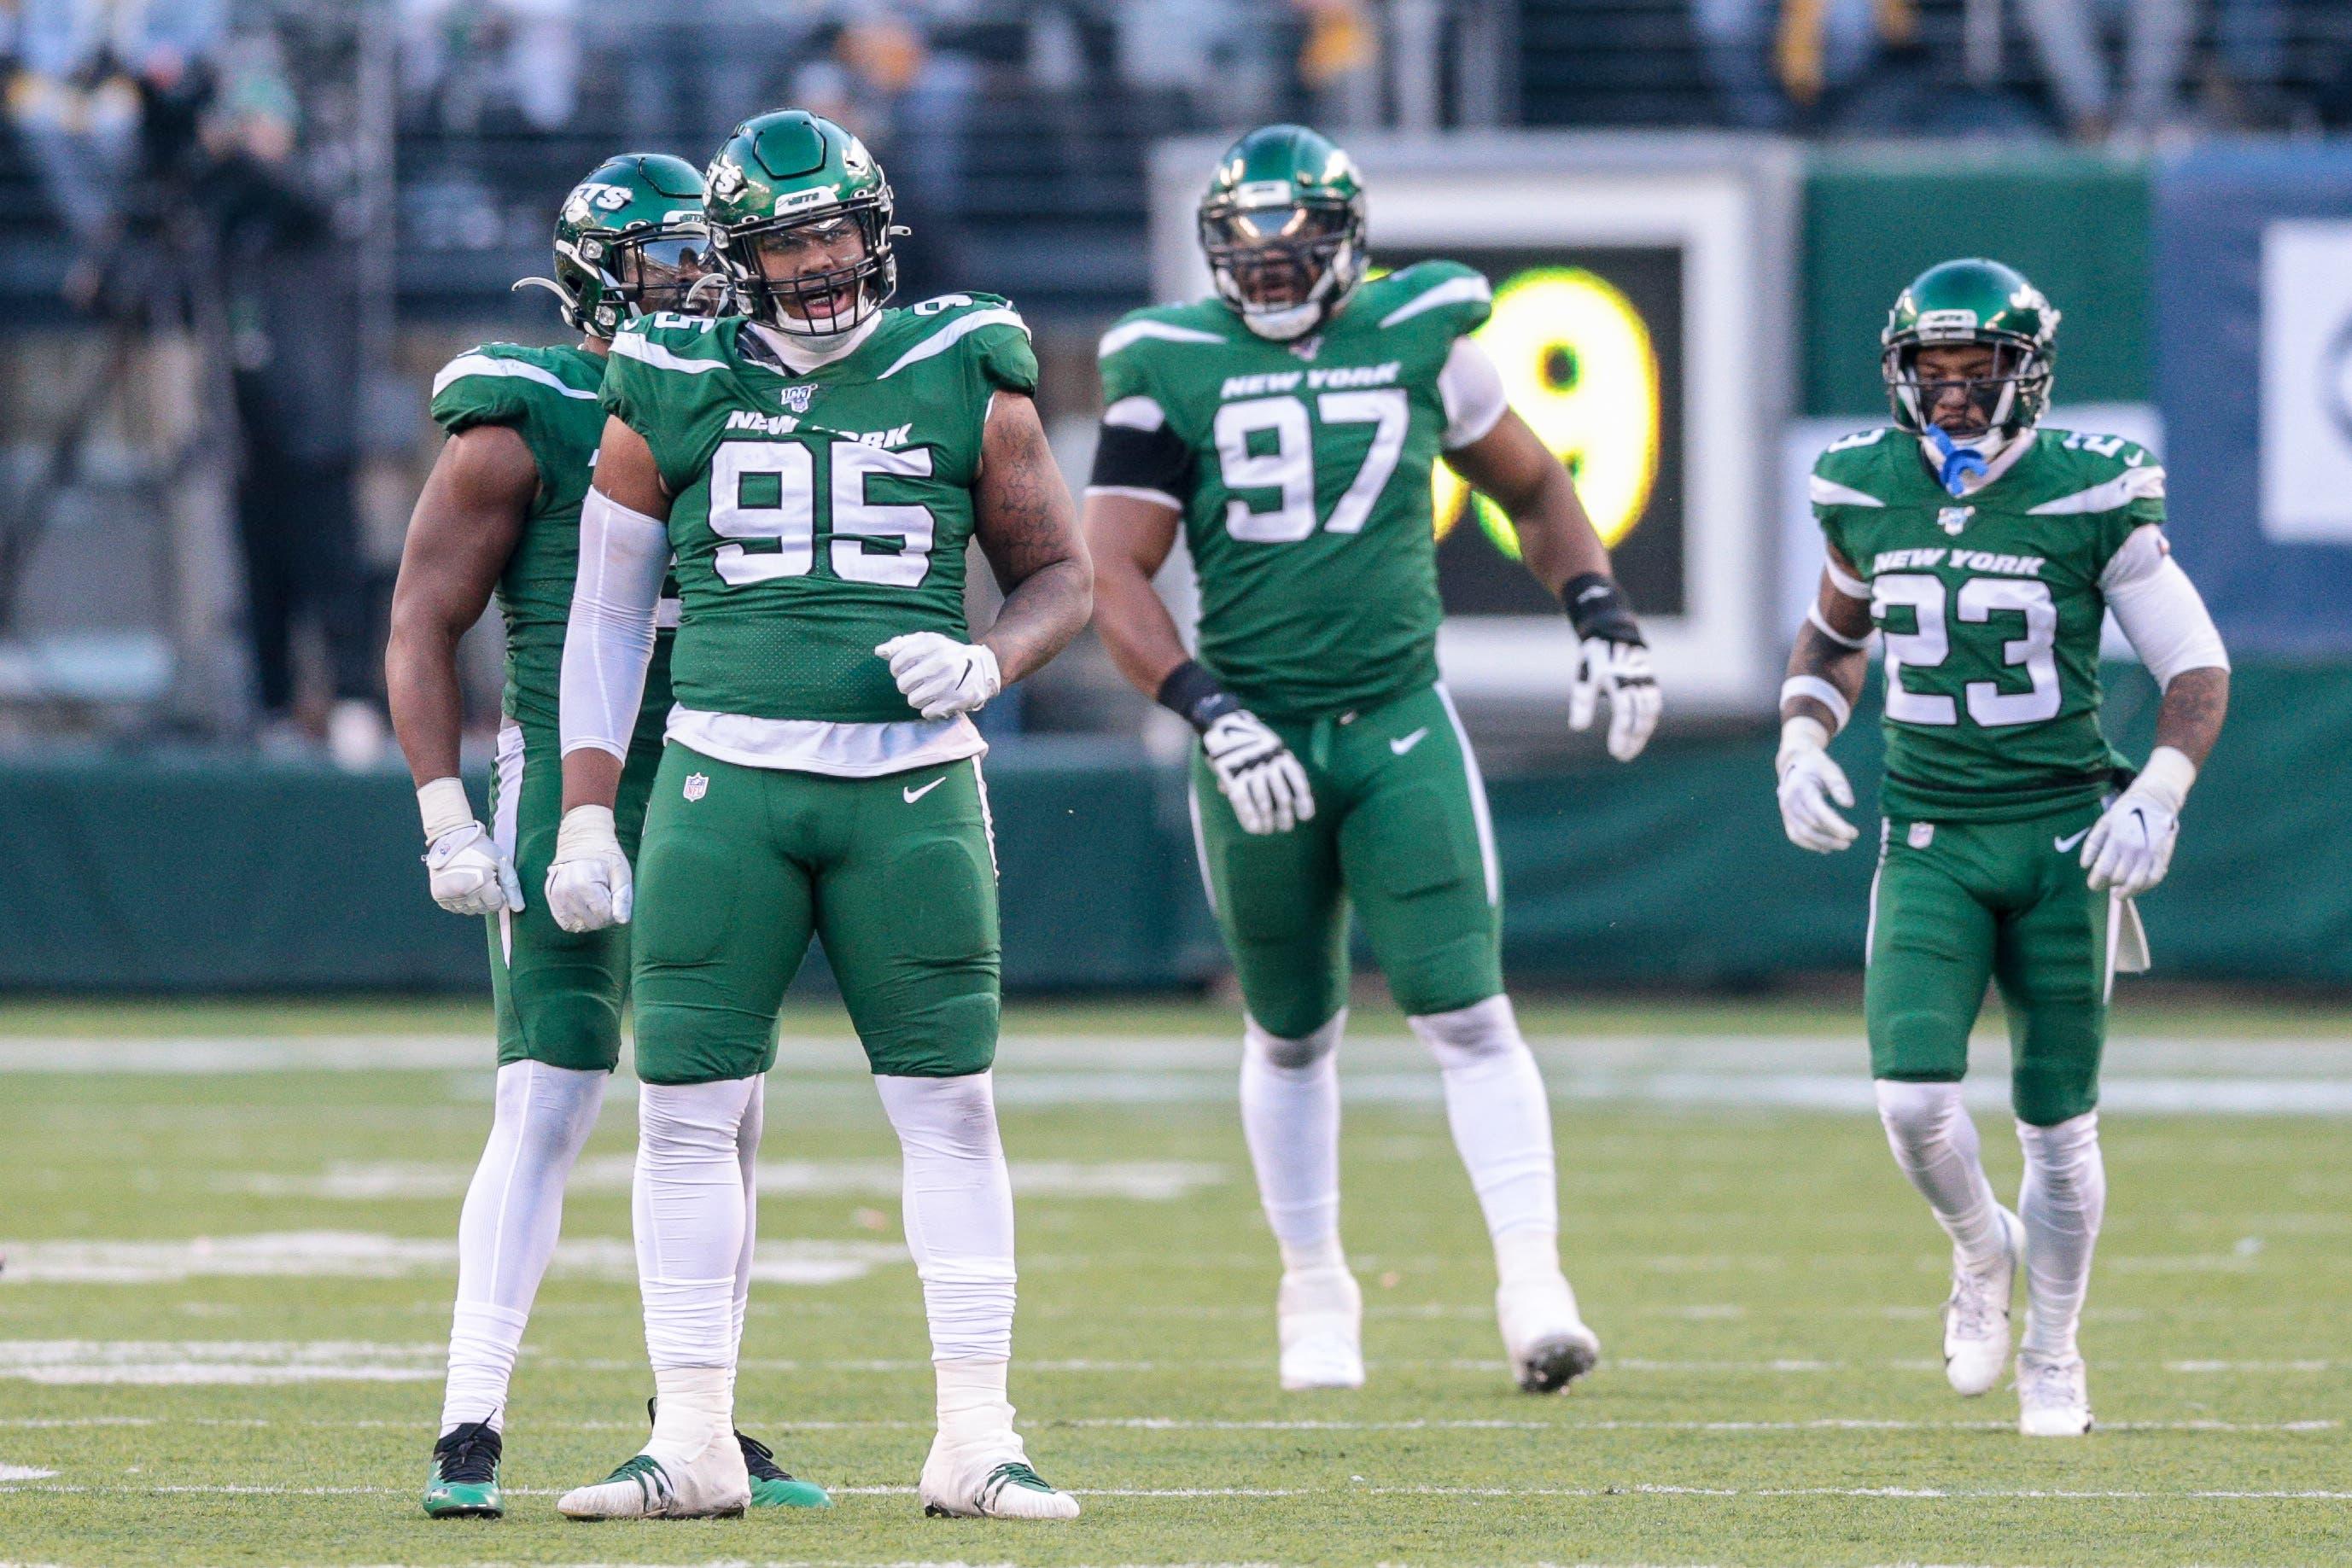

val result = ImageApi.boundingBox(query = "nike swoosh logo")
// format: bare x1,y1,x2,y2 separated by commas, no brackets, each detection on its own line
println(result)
2054,827,2091,853
1389,727,1430,756
902,777,946,805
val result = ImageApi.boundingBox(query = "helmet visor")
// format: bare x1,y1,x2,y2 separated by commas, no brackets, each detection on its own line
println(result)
1891,341,2038,439
743,213,881,332
1205,203,1351,310
615,232,715,316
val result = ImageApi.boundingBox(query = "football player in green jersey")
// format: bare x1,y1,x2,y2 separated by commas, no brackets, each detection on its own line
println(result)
388,154,824,1518
542,112,1090,1522
1086,125,1660,1397
1777,259,2231,1437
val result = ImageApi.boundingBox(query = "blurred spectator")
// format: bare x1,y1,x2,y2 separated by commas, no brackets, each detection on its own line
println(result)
402,0,580,134
5,0,226,243
2020,0,2291,139
1696,0,1908,130
197,78,383,764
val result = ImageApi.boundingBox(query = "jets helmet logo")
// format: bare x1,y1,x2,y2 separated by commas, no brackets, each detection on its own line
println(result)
707,158,748,201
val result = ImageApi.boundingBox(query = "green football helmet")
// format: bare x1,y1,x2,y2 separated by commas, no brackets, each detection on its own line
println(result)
703,110,902,340
1881,258,2060,440
1199,123,1368,341
517,153,712,338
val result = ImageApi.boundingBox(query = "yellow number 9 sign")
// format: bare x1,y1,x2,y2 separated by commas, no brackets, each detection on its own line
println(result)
1433,266,1660,556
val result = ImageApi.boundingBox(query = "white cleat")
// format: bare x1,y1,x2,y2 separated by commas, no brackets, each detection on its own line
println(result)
2016,1351,2094,1437
557,1427,750,1520
1497,1271,1602,1395
918,1432,1080,1520
1944,1206,2024,1397
1276,1264,1366,1390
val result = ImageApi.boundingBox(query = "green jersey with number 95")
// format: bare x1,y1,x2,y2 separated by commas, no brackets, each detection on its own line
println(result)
1093,261,1491,719
1811,425,2165,822
600,295,1036,723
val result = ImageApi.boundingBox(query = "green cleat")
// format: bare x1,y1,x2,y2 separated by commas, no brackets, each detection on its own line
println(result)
423,1421,505,1518
739,1429,832,1508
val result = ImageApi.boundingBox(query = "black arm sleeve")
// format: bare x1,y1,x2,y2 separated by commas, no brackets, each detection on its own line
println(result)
1088,417,1195,507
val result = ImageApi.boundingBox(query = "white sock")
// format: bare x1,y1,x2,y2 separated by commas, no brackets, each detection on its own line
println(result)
933,1355,1015,1449
874,1072,1018,1443
633,1077,759,1452
1240,1011,1347,1267
439,1059,606,1434
1409,997,1561,1276
1875,1080,2007,1268
2016,1111,2105,1361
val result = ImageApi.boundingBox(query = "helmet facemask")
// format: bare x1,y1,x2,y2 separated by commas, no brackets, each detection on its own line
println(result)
716,201,899,340
1884,338,2047,443
1202,199,1363,341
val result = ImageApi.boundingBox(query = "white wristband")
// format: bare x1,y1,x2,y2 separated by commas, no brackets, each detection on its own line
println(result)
555,803,619,857
1777,714,1830,773
1780,675,1852,733
417,777,476,844
2131,746,2197,814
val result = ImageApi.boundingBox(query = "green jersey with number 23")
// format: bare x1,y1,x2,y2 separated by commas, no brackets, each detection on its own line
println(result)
1811,425,2166,822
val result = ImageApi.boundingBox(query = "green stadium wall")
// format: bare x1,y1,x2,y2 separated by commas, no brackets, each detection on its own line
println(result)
1802,147,2151,416
3,667,2343,995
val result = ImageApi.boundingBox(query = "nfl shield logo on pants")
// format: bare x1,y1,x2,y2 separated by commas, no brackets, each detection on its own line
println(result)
683,772,709,802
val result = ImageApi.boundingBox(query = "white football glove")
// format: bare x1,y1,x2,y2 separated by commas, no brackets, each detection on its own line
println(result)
1201,708,1315,835
2081,748,2193,897
877,632,1001,720
424,822,522,916
1569,636,1661,761
1776,716,1859,854
416,778,521,916
544,805,633,933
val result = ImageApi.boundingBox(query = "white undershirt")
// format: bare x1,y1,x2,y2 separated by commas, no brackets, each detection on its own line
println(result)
561,460,983,779
748,315,878,375
2099,524,2230,689
1436,335,1510,452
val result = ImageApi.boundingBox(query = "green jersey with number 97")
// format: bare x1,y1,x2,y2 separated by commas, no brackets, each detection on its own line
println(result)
1093,261,1492,720
1811,425,2165,822
600,295,1036,724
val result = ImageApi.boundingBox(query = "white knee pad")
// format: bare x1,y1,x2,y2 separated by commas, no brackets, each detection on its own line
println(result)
1875,1078,1970,1156
1408,994,1521,1072
1245,1011,1345,1072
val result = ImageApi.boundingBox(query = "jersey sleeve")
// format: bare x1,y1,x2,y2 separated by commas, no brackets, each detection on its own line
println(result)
1806,428,1895,576
1088,318,1194,508
1384,260,1493,338
2030,436,2168,575
601,319,722,496
966,309,1038,395
429,349,534,436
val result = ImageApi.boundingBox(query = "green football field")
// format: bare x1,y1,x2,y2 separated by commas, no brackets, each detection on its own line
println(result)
1,994,2347,1567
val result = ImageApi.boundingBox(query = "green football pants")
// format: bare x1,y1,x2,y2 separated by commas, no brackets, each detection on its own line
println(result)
628,743,1001,1086
484,714,664,1072
1189,682,1503,1040
1865,802,2116,1127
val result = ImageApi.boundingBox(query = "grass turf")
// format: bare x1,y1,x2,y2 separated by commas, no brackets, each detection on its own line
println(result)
0,995,2345,1566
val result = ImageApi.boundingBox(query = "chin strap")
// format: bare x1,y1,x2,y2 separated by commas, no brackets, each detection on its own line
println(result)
1924,424,1993,498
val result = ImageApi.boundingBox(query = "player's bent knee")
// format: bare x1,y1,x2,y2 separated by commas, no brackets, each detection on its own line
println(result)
1245,1010,1345,1071
1406,993,1520,1071
1873,1076,1968,1147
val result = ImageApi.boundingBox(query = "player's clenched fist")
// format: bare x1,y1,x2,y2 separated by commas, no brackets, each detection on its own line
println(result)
544,805,633,932
1202,708,1315,835
878,632,1002,720
415,778,523,916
